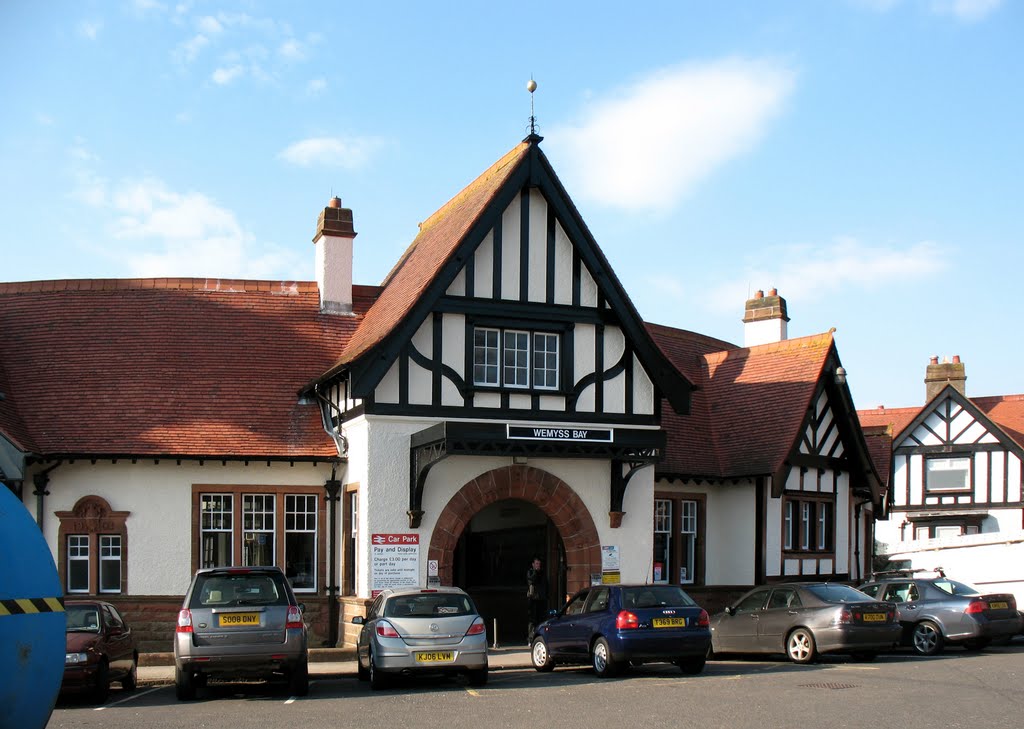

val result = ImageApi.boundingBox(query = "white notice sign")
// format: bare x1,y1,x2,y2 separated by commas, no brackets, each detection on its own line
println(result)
371,533,420,596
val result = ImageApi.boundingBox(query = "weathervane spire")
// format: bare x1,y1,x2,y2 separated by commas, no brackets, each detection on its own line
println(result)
526,77,542,143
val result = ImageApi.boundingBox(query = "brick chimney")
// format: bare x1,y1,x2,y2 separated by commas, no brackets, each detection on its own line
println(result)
743,287,789,347
313,196,357,315
925,355,966,401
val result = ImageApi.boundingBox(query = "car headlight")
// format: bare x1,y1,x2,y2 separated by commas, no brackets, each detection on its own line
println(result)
65,652,90,665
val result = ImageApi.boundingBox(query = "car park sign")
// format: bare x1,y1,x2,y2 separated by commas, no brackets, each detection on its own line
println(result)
371,534,420,596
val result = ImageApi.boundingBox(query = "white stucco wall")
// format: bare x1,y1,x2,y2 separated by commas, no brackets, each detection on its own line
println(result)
26,459,333,596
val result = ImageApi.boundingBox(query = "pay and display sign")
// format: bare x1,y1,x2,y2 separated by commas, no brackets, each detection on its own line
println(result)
371,533,420,597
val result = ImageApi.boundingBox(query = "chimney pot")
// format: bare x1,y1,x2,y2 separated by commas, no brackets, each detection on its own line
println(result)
952,355,960,364
930,356,939,364
768,287,778,296
754,289,764,298
328,196,342,209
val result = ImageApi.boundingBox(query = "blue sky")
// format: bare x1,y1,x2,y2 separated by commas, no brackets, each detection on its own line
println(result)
1,0,1021,410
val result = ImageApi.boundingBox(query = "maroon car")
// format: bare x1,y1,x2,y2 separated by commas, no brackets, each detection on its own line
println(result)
63,600,138,702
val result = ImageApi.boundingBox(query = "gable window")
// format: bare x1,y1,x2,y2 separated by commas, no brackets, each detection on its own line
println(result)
782,494,834,554
473,326,559,390
925,457,971,493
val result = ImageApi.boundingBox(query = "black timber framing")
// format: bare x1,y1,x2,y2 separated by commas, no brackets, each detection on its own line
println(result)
406,421,665,528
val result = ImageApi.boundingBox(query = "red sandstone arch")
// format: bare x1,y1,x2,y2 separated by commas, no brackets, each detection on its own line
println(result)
427,465,601,595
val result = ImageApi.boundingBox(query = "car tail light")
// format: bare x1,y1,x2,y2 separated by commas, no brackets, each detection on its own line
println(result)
466,618,486,636
616,610,639,630
697,609,710,627
376,621,400,638
176,609,194,633
834,608,853,625
286,605,304,629
965,600,986,615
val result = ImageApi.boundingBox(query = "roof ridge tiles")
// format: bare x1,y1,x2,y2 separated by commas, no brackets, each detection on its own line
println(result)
0,278,320,294
702,331,835,364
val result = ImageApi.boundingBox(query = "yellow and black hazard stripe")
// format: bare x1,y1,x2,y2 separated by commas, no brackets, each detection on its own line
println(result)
0,597,65,616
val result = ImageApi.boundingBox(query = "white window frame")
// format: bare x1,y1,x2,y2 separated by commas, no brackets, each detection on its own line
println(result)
503,330,530,388
200,493,234,569
472,326,560,390
243,493,276,567
67,535,90,594
800,502,811,550
783,502,794,550
98,535,122,594
473,327,500,386
926,457,971,493
532,332,559,390
285,494,318,592
652,499,672,584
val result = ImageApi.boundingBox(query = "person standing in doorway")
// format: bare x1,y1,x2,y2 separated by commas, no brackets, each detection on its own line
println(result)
526,556,548,642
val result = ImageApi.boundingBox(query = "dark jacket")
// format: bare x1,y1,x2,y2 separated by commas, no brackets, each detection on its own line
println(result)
526,567,548,601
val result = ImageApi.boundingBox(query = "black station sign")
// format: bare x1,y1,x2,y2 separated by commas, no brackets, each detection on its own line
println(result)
507,425,614,443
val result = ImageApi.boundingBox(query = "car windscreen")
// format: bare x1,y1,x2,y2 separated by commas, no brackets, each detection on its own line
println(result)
621,585,697,609
804,584,874,603
189,573,290,608
932,579,979,596
384,593,476,618
66,604,101,633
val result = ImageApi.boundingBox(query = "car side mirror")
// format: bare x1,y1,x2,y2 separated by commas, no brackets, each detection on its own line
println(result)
724,606,735,616
352,616,365,625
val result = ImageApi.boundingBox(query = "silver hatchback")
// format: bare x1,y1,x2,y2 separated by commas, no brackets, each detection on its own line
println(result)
173,566,309,700
352,587,488,689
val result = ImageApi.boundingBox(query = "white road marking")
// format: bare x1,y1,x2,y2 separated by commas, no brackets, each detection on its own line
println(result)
93,687,161,710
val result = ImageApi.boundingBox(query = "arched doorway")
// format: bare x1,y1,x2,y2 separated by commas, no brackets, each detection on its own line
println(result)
453,499,565,645
427,465,602,644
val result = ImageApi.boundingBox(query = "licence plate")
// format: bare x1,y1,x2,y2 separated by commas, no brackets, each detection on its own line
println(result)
862,613,887,623
989,601,1008,610
415,651,455,663
652,617,687,628
219,613,260,627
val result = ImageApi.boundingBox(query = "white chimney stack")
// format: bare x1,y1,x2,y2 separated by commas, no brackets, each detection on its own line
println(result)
743,287,789,347
313,196,356,315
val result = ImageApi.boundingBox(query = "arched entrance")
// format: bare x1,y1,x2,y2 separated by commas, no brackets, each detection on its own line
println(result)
427,465,602,644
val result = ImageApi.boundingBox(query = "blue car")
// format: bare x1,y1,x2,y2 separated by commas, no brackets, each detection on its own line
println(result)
530,583,712,677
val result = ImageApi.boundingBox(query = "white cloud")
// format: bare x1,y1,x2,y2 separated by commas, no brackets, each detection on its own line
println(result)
174,33,209,63
279,39,305,61
197,15,223,34
278,136,386,169
211,65,245,85
131,0,167,15
547,59,796,212
35,112,56,126
930,0,1003,21
698,237,949,314
306,78,327,96
77,20,103,40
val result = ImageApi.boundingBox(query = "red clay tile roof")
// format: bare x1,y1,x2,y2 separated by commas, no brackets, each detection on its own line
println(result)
0,357,34,452
650,327,836,479
0,278,376,459
856,406,918,440
859,395,1024,451
331,142,531,372
861,424,893,489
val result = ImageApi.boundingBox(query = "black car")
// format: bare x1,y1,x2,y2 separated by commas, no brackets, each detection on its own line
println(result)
530,584,711,677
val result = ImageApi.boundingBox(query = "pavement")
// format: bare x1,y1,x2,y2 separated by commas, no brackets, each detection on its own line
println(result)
138,645,533,684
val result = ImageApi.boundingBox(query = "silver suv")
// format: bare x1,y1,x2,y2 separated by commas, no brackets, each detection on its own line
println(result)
174,566,309,699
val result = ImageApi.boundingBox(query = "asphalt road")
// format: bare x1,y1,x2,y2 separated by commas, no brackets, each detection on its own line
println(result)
49,643,1024,729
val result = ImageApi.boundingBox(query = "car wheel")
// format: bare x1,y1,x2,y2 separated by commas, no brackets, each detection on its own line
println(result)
467,667,488,687
121,654,138,691
591,637,618,678
675,656,706,675
368,650,389,691
786,628,817,664
175,666,196,701
288,658,309,697
91,660,110,704
531,637,555,672
356,652,370,681
911,620,944,656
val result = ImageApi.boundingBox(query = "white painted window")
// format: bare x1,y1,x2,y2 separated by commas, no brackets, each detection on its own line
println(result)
914,525,930,540
533,332,559,389
473,328,500,385
285,495,317,592
243,494,276,566
201,494,233,568
653,499,672,583
783,502,794,550
934,525,961,538
816,503,832,551
680,500,697,584
67,535,90,593
99,535,122,594
801,502,811,550
503,330,530,387
926,457,971,492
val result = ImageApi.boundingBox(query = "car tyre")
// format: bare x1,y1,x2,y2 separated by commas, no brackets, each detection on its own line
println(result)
175,666,197,701
786,628,817,664
288,658,309,697
121,654,138,691
368,650,389,691
531,637,555,672
91,660,110,704
591,637,618,678
675,656,706,675
467,667,488,687
356,653,370,681
911,620,944,656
